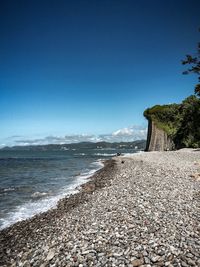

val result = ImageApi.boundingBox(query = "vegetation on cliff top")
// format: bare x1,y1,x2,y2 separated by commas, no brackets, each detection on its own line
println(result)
144,95,200,148
144,32,200,149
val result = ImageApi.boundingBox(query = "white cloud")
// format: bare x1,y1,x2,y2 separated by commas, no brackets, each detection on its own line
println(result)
112,128,134,136
13,134,102,146
112,125,147,141
2,125,147,147
0,144,6,148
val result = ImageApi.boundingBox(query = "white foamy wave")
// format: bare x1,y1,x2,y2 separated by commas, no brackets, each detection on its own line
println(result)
94,153,116,157
74,160,104,180
79,169,97,178
31,192,49,198
91,160,104,168
3,187,15,192
122,151,144,157
0,160,104,230
75,153,86,156
94,148,116,151
0,194,62,229
61,147,69,151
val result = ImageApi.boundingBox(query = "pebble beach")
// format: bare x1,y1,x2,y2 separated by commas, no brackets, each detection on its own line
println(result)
0,150,200,267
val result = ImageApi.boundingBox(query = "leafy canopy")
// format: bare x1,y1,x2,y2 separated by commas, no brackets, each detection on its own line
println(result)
144,96,200,148
182,29,200,96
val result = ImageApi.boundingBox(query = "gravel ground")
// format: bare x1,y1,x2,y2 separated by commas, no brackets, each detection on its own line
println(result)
0,150,200,267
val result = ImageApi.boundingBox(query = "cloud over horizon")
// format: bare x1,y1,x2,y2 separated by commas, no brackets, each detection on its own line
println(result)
1,125,147,147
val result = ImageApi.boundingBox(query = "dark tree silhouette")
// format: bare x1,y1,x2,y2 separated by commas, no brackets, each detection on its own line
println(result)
182,29,200,96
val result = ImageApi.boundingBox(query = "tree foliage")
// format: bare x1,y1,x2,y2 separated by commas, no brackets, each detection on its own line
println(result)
143,30,200,149
144,96,200,148
182,29,200,96
174,95,200,148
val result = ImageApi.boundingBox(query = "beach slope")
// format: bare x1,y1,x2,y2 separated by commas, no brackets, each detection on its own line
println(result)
0,150,200,267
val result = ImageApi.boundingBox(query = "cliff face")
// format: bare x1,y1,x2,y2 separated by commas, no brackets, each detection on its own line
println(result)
144,96,200,150
145,120,174,151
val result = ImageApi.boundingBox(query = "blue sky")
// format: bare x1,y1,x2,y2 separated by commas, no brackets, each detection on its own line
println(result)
0,0,200,146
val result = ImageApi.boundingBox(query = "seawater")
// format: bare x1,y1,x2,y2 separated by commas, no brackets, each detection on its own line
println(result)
0,148,136,229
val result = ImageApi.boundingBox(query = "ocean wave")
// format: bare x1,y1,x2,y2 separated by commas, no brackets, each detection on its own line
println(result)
61,147,69,150
0,194,63,230
0,156,67,161
3,187,16,192
0,160,104,230
93,153,116,157
0,187,16,195
31,191,49,198
75,160,104,179
91,160,104,168
122,151,143,157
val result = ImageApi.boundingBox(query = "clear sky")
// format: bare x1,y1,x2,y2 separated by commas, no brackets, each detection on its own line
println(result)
0,0,200,146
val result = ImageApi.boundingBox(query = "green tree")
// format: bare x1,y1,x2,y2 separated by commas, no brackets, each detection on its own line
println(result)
144,96,200,148
182,29,200,96
174,95,200,148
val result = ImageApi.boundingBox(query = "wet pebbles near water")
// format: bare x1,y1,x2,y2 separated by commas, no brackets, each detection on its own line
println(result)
0,150,200,267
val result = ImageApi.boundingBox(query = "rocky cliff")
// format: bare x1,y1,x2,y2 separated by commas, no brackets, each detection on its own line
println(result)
145,119,174,151
144,96,200,150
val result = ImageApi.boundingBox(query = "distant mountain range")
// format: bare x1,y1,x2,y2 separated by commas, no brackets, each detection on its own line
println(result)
1,140,146,151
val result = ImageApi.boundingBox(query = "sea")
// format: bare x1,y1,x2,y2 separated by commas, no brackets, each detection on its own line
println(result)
0,147,137,230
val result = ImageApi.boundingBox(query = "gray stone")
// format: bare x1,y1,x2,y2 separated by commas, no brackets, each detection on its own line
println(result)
131,258,144,266
186,259,196,266
151,256,161,263
144,257,150,264
46,249,55,261
181,261,188,267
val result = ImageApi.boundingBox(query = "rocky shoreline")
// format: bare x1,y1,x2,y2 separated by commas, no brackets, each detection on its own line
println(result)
0,150,200,267
0,159,116,266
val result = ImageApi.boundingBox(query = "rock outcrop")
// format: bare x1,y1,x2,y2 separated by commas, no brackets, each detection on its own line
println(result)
145,119,174,151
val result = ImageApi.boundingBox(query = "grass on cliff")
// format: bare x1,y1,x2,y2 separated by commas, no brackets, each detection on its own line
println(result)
144,95,200,148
